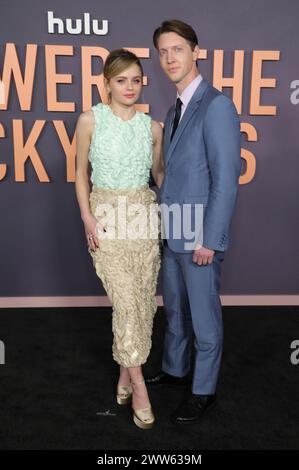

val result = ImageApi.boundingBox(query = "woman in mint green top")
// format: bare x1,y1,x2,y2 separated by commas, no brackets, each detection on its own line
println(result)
88,102,153,189
75,49,164,430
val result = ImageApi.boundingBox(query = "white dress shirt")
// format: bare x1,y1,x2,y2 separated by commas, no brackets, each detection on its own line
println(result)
177,74,203,122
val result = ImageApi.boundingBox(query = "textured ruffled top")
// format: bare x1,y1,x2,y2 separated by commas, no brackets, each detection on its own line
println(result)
88,103,153,189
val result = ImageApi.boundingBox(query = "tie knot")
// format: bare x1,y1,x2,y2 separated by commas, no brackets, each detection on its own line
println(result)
176,97,183,109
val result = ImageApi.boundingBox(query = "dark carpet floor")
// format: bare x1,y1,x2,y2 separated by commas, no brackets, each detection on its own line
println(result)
0,306,298,450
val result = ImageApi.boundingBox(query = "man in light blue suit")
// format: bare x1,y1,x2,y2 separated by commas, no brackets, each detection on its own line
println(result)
146,20,242,424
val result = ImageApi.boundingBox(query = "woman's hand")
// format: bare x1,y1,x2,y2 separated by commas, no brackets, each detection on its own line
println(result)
83,213,106,252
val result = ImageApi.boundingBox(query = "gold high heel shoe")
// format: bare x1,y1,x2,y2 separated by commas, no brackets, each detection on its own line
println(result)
131,379,155,430
116,384,133,405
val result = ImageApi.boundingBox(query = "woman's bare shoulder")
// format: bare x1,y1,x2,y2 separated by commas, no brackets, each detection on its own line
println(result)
76,110,95,138
151,119,163,142
77,109,94,126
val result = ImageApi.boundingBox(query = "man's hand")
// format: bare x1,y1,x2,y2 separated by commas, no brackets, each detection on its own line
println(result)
192,243,215,265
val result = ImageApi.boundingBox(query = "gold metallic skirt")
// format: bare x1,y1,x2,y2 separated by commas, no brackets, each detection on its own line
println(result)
88,184,161,367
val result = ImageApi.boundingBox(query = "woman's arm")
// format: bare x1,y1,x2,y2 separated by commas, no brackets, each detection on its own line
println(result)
151,120,164,189
75,110,102,251
75,110,94,221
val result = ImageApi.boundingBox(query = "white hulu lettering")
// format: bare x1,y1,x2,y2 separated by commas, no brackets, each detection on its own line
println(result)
47,11,109,36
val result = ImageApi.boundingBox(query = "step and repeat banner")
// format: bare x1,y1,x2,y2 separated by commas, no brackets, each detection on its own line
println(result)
0,0,298,306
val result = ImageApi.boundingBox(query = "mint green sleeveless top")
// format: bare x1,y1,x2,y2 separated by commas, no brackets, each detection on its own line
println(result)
88,103,153,189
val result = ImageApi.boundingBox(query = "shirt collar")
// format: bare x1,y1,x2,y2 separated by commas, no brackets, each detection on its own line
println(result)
177,74,203,107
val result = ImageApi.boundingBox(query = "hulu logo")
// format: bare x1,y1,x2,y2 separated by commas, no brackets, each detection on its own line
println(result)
47,11,109,35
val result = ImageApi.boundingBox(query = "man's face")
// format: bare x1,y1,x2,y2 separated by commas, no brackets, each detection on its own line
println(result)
157,32,199,84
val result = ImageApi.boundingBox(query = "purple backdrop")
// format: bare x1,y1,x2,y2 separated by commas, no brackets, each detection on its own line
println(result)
0,0,298,300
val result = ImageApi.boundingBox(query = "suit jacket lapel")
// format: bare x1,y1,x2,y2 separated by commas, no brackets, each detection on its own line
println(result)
164,78,210,167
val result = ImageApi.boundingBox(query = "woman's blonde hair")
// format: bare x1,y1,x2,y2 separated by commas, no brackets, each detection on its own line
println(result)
103,48,143,102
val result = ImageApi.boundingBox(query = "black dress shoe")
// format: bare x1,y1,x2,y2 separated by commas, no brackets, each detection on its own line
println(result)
171,393,216,424
145,371,190,386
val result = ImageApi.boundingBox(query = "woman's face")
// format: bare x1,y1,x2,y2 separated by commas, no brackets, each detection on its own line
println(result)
105,63,143,106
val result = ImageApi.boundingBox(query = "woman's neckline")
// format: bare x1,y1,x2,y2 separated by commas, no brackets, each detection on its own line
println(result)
104,104,138,122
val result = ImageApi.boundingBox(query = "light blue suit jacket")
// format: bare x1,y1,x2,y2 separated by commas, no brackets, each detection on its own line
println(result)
159,78,242,252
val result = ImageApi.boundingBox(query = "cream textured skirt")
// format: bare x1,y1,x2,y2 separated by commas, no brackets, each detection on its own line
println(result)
88,184,161,367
